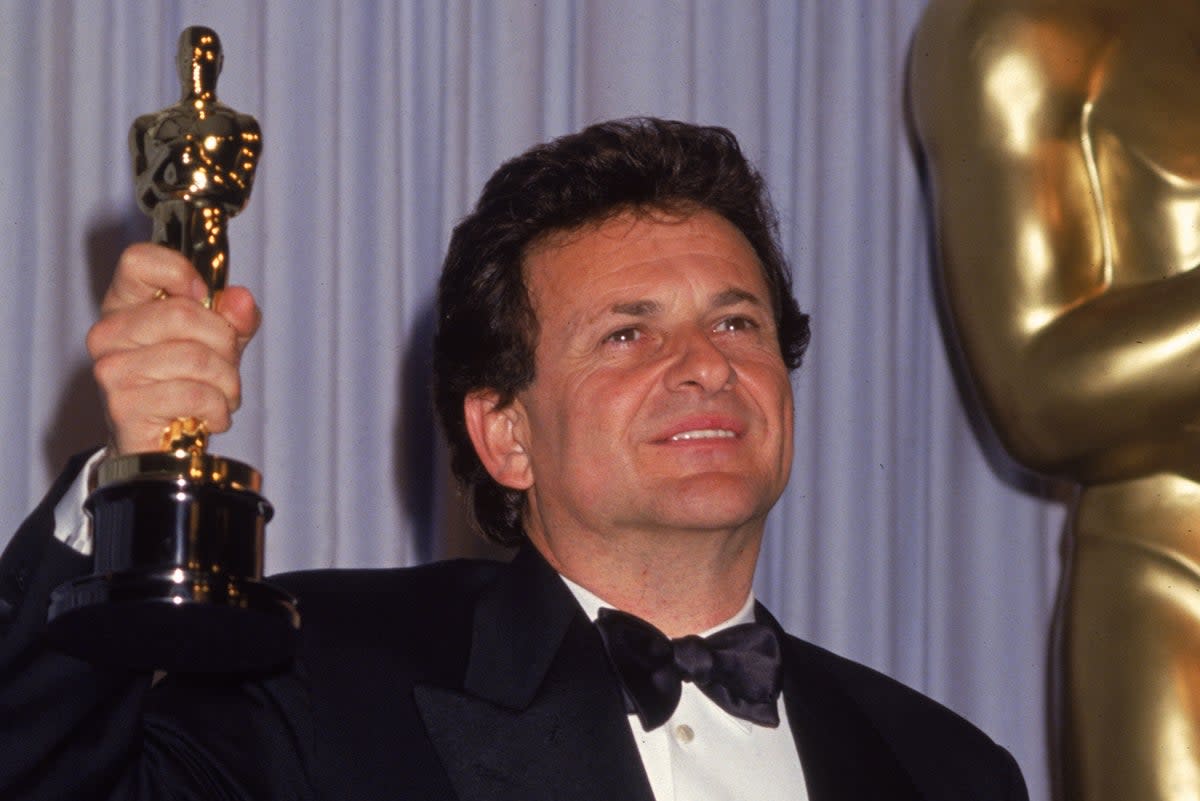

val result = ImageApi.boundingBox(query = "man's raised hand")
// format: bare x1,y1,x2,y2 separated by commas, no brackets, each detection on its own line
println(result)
86,243,261,455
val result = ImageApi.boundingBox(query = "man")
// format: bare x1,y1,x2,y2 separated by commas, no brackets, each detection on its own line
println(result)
0,118,1026,799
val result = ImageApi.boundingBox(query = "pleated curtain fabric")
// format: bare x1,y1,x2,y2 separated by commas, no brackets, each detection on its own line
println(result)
0,2,1059,798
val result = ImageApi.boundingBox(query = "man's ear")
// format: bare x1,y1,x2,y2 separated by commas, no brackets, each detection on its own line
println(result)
463,389,534,491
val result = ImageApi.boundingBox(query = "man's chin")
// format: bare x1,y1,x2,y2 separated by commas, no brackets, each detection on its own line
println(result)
648,473,779,531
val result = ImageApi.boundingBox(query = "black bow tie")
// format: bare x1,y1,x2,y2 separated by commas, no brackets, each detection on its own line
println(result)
595,607,783,731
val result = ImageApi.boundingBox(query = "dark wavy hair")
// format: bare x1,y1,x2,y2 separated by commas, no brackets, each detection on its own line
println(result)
433,117,811,546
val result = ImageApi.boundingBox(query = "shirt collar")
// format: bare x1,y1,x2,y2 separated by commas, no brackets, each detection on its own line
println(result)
558,572,757,635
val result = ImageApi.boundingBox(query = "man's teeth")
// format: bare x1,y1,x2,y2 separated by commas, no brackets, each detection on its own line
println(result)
670,429,736,441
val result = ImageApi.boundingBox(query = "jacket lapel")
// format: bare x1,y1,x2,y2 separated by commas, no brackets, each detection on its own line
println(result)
414,547,656,801
414,555,919,801
756,605,921,801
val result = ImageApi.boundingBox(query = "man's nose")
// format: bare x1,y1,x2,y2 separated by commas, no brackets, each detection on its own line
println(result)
663,327,736,393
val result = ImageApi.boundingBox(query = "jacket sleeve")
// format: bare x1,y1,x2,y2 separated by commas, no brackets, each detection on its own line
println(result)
0,452,315,801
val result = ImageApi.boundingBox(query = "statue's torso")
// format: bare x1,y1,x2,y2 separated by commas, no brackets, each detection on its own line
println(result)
134,100,259,211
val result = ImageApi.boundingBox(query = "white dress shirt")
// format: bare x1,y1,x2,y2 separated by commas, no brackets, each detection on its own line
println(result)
561,576,809,801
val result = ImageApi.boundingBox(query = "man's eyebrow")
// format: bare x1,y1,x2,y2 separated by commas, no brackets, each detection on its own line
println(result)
601,289,764,321
712,287,766,308
609,299,662,317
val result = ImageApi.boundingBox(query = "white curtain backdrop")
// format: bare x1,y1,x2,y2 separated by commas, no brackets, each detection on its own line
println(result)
0,2,1062,798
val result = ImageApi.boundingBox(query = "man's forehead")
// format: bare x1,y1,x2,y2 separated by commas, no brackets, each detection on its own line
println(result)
522,209,765,288
524,205,692,257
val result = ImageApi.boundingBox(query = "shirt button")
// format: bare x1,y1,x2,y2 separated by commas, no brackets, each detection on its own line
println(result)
673,724,695,744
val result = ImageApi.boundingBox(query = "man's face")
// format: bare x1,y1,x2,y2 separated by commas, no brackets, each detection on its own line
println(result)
510,208,794,546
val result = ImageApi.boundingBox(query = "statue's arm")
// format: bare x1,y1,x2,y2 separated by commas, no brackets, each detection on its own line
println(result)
910,4,1200,481
130,114,165,214
234,113,263,200
129,114,156,182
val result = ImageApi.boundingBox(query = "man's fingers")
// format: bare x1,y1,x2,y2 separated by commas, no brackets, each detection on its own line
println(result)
94,335,243,457
214,286,262,348
91,243,262,456
101,243,207,314
93,340,243,413
104,379,236,455
87,296,240,362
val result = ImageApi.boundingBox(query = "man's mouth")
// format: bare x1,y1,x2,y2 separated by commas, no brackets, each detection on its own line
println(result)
668,428,738,442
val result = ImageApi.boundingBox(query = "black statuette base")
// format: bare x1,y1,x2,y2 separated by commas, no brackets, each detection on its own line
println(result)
46,476,299,674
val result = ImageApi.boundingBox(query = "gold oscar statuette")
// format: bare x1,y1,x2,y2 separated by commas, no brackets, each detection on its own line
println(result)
46,26,299,673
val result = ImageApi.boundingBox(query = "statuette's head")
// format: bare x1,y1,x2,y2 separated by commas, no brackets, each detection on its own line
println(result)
176,26,223,98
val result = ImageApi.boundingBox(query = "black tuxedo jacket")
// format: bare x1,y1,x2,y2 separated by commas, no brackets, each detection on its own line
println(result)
0,454,1027,800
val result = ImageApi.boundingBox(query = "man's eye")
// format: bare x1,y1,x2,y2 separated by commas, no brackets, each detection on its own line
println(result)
604,327,642,345
714,316,759,333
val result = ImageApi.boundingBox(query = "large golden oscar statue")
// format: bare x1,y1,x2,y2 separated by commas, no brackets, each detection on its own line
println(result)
910,2,1200,799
